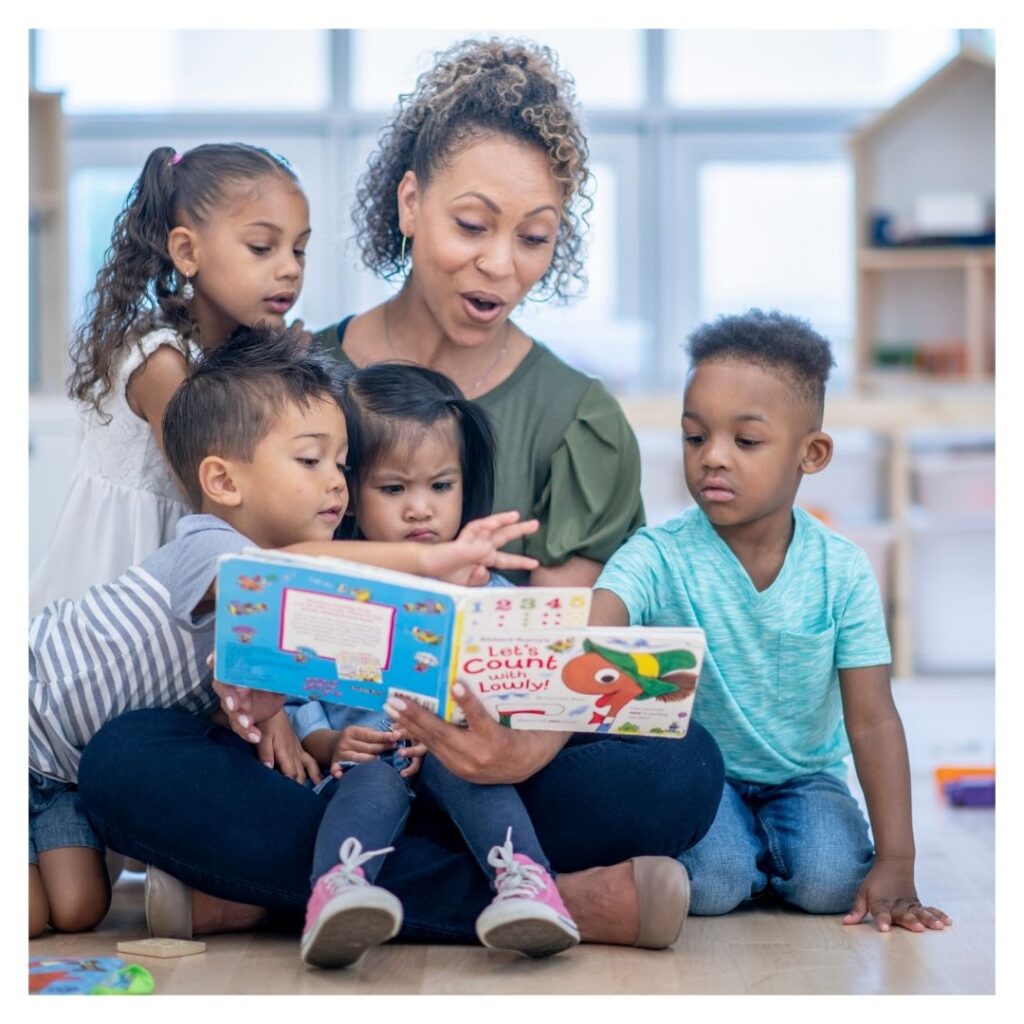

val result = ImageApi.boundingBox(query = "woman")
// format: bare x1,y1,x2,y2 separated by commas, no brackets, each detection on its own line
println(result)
77,38,724,951
316,37,643,586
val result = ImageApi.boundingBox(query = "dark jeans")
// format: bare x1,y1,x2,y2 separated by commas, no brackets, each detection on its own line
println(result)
312,760,414,884
77,708,724,943
417,753,550,879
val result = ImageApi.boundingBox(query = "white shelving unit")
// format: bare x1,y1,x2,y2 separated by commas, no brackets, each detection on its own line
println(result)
848,49,995,391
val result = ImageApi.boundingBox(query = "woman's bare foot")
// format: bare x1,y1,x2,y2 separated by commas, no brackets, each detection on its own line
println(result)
556,861,640,945
191,890,267,935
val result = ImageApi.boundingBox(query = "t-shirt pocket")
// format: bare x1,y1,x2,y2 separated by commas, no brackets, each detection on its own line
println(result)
776,626,836,701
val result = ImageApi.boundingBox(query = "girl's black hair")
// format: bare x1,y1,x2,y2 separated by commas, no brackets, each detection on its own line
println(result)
67,142,301,420
338,363,496,539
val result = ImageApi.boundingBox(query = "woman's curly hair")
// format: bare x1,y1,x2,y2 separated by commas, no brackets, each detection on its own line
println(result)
67,142,299,420
352,37,593,304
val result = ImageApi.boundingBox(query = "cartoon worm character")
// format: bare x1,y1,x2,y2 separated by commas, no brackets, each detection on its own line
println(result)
561,641,698,732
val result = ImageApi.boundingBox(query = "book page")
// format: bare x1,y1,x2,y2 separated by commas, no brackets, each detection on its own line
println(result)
462,588,591,632
280,588,395,673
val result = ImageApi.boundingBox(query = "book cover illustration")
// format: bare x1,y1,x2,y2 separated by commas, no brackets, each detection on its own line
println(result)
453,628,705,736
214,552,590,719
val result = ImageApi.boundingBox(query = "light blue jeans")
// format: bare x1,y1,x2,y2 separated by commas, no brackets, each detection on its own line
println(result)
679,772,874,916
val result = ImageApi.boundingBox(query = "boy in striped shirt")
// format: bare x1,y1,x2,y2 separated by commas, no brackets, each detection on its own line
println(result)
29,326,536,938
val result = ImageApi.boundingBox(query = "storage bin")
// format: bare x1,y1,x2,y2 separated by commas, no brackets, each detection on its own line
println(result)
912,450,995,520
636,429,692,527
910,520,995,674
833,521,896,613
797,430,888,525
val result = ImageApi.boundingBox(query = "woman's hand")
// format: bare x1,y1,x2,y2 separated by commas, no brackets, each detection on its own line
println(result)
383,682,568,784
256,710,322,784
209,655,285,744
425,511,540,586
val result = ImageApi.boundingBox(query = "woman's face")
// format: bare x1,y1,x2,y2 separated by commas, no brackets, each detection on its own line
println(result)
397,135,563,346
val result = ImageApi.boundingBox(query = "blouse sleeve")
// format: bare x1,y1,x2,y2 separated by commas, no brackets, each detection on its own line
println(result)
526,380,645,567
117,328,188,389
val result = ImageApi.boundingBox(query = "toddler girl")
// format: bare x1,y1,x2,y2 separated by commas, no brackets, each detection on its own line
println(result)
30,143,311,616
290,363,579,969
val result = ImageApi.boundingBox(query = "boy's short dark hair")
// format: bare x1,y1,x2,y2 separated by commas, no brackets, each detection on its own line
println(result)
686,309,836,424
163,325,346,509
338,362,496,539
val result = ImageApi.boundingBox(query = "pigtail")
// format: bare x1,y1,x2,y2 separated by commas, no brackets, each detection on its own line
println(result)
448,398,497,526
66,141,299,421
67,145,194,420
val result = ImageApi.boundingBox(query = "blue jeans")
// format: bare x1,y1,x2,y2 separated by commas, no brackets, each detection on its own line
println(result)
417,753,550,879
679,773,875,916
77,708,724,943
312,760,414,884
29,769,103,864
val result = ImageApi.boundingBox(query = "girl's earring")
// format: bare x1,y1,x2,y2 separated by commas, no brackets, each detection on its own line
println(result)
181,274,195,302
400,234,410,265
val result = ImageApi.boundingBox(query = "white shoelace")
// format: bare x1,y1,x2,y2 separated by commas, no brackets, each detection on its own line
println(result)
324,837,394,895
487,827,547,901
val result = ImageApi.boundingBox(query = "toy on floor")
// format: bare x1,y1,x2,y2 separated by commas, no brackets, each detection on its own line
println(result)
117,938,207,959
29,957,154,995
934,765,995,807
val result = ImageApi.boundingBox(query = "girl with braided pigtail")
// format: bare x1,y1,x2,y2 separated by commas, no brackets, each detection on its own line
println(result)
31,143,311,617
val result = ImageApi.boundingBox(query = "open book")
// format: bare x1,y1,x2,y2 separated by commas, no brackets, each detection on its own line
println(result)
213,550,706,737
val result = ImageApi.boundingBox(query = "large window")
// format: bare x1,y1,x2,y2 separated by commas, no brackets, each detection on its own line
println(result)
31,28,965,395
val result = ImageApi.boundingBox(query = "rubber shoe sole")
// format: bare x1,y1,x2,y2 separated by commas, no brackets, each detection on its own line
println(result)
476,901,580,958
300,890,402,969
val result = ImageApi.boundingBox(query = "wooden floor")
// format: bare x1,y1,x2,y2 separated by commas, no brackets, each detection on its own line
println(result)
29,678,995,996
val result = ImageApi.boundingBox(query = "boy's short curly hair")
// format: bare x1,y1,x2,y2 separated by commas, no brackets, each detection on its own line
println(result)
163,325,346,510
352,37,592,303
686,309,836,423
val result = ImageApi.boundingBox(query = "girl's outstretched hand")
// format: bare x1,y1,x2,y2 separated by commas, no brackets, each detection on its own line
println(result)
427,511,540,586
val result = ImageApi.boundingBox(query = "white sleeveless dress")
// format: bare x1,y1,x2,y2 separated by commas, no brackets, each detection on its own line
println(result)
29,328,200,618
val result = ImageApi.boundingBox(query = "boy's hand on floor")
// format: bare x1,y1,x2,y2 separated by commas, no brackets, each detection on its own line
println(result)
843,858,953,933
256,711,322,784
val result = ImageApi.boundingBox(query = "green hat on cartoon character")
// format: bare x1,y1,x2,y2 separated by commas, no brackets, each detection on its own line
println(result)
582,640,697,700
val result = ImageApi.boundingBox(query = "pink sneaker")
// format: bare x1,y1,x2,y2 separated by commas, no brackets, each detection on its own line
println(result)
475,827,580,958
300,837,403,969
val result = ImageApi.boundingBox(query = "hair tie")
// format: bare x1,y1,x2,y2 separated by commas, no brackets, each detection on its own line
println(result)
170,151,183,166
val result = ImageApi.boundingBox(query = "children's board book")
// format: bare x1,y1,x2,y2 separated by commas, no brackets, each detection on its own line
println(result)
214,551,706,737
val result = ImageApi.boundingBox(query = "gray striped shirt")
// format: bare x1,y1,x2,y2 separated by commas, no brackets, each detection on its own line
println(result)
29,515,250,782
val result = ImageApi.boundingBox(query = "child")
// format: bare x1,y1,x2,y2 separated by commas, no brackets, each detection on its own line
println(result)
288,363,581,969
29,326,538,940
30,142,311,617
591,309,952,934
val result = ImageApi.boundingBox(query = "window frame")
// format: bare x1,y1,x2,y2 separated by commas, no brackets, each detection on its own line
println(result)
32,28,906,395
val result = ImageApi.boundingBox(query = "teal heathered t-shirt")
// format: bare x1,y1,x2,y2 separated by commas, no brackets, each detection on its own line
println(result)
595,505,892,784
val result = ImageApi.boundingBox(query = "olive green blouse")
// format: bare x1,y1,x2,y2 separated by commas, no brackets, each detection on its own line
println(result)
314,318,645,584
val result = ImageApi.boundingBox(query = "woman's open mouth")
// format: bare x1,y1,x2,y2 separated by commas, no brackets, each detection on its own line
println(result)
460,292,506,323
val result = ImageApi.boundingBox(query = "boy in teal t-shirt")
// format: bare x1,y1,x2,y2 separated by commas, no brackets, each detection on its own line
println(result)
594,310,951,934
